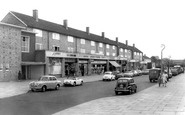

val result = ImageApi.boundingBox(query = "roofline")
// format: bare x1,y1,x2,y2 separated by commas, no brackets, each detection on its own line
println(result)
0,22,25,29
21,30,36,34
10,11,27,27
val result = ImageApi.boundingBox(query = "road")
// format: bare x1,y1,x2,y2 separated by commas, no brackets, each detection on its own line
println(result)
0,75,155,115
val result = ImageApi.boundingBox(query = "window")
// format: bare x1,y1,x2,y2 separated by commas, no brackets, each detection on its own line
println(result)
99,51,103,54
125,49,127,53
33,29,42,37
52,33,60,40
21,36,30,52
112,46,115,50
53,46,60,51
91,50,95,54
91,41,95,46
0,64,3,71
80,49,85,53
99,43,103,47
81,39,85,44
112,53,116,56
68,47,74,53
106,44,109,49
106,52,110,56
121,55,123,57
120,48,123,52
35,43,43,50
68,36,74,42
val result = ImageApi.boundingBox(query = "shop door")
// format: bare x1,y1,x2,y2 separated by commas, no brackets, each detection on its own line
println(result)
21,66,30,80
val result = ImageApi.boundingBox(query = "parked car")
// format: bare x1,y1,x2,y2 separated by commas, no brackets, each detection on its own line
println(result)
115,73,125,80
29,75,62,92
115,77,137,95
102,71,115,81
131,70,139,76
149,68,161,82
136,70,142,76
142,69,150,75
171,67,179,76
124,71,134,77
63,77,83,86
112,70,120,76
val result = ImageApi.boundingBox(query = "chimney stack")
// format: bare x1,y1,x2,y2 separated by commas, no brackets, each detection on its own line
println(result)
133,43,135,48
86,27,90,35
63,20,68,29
102,32,105,38
33,9,38,22
126,40,128,46
116,37,118,43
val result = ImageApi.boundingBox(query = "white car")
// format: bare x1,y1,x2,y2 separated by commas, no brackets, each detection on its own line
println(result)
102,71,115,81
29,75,62,92
63,77,83,86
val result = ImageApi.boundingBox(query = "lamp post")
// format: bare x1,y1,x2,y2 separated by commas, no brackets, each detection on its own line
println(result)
161,44,165,73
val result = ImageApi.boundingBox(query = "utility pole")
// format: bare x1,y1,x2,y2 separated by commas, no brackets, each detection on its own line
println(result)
161,44,165,73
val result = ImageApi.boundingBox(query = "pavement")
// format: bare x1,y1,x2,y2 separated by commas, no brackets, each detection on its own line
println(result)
53,73,185,115
0,74,103,99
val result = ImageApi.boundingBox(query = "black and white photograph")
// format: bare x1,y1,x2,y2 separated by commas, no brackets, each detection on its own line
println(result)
0,0,185,115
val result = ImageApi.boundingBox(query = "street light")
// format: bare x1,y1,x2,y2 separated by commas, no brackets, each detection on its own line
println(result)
161,44,165,73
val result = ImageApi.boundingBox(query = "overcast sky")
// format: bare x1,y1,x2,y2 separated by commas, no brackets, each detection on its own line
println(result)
1,0,185,60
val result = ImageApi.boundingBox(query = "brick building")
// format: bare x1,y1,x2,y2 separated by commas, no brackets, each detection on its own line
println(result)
1,10,143,80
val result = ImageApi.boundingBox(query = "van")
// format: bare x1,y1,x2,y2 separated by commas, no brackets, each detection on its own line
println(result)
149,68,161,82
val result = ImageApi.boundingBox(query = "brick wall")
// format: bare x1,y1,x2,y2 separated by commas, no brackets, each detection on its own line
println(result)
0,24,22,81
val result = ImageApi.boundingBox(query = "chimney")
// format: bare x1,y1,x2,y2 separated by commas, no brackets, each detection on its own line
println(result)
133,43,135,48
102,32,105,38
126,40,128,46
116,37,118,43
86,27,90,35
33,9,38,22
63,20,68,29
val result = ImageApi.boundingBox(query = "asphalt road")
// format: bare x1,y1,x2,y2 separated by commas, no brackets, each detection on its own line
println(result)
0,75,156,115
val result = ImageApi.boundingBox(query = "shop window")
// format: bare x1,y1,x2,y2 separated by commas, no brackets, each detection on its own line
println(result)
52,33,60,40
21,36,30,52
53,46,60,51
106,44,109,49
99,43,103,47
81,39,85,44
33,29,42,37
91,41,95,46
5,64,9,71
0,64,3,71
35,43,43,50
68,36,74,42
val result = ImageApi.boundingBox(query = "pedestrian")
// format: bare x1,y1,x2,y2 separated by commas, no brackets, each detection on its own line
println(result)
162,71,168,87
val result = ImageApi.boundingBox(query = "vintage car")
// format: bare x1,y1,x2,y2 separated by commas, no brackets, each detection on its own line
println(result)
171,67,179,76
29,75,62,92
102,71,115,81
136,70,142,76
131,70,139,76
142,69,150,75
123,71,134,77
115,77,137,95
63,77,83,86
149,68,161,82
115,73,125,80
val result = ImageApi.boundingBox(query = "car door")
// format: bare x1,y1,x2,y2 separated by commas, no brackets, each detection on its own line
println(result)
50,77,57,88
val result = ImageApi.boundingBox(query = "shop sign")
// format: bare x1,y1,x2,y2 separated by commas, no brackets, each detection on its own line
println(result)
91,61,106,64
46,51,66,57
66,53,77,57
79,60,88,63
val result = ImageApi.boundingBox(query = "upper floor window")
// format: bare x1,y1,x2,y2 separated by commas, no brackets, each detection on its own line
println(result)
99,43,103,47
68,36,74,42
112,53,116,56
35,43,43,50
52,33,60,40
106,44,109,49
81,39,85,44
68,47,74,53
120,48,123,52
125,49,127,53
91,50,95,54
80,49,85,53
112,46,115,50
33,29,42,37
21,36,30,52
53,45,60,51
106,52,110,56
121,55,123,57
91,41,95,46
99,51,103,55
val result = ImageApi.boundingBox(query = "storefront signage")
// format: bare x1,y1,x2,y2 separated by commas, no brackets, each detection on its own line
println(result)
46,51,77,58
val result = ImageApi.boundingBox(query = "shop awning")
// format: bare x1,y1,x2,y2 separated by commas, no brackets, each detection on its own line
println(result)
109,61,121,67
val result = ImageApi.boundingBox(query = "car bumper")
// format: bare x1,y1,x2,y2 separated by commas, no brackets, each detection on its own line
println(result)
30,86,42,90
115,88,129,92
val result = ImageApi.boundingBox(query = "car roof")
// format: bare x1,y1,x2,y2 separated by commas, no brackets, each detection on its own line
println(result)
118,77,133,80
42,75,56,78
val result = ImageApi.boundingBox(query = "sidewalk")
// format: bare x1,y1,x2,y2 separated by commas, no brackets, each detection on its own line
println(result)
53,74,185,115
0,74,103,99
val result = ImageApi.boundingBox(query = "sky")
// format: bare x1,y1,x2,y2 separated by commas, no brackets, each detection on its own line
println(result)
0,0,185,60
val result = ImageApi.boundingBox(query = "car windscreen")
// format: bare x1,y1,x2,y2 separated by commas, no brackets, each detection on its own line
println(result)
38,77,48,81
117,79,128,83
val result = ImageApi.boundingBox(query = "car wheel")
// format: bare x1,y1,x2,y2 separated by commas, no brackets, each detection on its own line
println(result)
150,79,152,83
134,89,137,93
55,84,60,90
73,82,76,87
31,89,34,92
115,91,118,95
42,86,46,92
81,81,83,85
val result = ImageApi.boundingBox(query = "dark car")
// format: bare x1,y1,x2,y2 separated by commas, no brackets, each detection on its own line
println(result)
149,68,161,82
171,68,178,76
115,73,125,80
115,77,137,95
142,69,150,75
